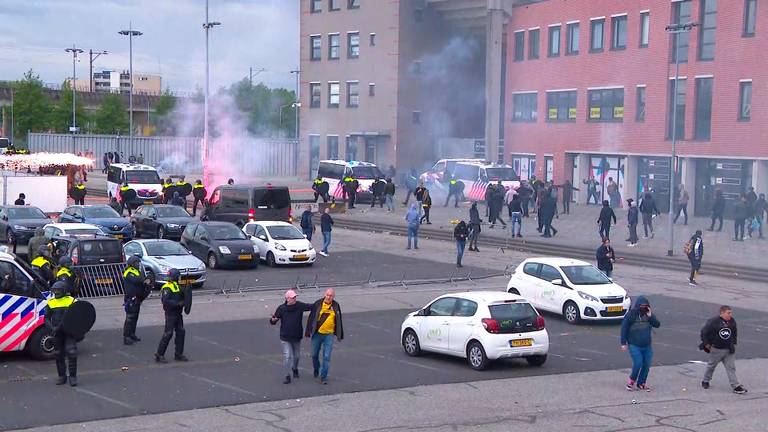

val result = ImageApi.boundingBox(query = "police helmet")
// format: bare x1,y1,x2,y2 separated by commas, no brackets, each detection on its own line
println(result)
58,256,72,268
127,255,142,268
168,268,181,281
51,281,68,295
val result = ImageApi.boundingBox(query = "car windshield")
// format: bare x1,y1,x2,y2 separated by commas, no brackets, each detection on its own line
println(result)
267,225,305,240
484,167,518,181
64,228,102,236
80,240,122,257
560,265,612,285
125,170,161,184
252,188,291,209
8,207,47,219
351,166,382,179
156,206,190,218
209,225,247,240
145,241,189,256
84,206,121,218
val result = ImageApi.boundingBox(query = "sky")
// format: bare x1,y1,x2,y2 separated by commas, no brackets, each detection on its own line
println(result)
0,0,299,94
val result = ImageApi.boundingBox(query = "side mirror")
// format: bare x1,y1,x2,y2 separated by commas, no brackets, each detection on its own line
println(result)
303,234,308,239
150,214,157,220
551,278,564,286
258,235,267,241
2,216,7,221
200,236,209,242
416,308,427,316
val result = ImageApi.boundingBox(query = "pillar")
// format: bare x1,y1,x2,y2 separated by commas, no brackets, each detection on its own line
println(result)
484,3,505,164
680,157,697,213
624,156,639,203
574,153,590,204
753,160,768,194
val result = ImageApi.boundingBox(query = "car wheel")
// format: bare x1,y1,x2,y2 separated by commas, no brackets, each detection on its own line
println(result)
26,327,56,360
157,226,165,239
402,329,421,357
5,229,14,245
207,253,218,269
266,252,276,267
507,287,520,295
525,355,547,367
466,341,489,370
145,269,157,288
563,301,581,325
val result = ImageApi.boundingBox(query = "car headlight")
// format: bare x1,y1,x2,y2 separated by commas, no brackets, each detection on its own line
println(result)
218,246,231,254
308,244,314,250
625,294,631,301
167,223,180,228
12,225,27,230
157,264,172,274
197,263,206,271
274,243,287,251
577,291,599,302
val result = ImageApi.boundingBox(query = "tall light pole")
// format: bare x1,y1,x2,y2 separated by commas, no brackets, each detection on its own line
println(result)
65,45,84,153
249,67,266,87
203,0,221,186
665,22,697,256
119,24,143,154
89,49,109,92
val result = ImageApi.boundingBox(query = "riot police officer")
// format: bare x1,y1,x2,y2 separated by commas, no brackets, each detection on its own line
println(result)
312,176,330,203
155,269,188,363
162,178,175,204
175,177,192,209
31,245,55,286
119,183,136,216
445,176,461,208
55,256,78,296
45,281,78,386
343,175,358,209
70,181,87,205
191,180,207,216
123,255,150,345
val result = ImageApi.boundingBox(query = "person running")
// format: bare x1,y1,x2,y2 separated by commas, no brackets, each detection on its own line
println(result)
597,200,617,241
305,289,344,385
270,290,314,384
699,305,748,394
673,184,690,225
454,220,468,268
620,296,660,392
419,189,432,224
686,230,704,286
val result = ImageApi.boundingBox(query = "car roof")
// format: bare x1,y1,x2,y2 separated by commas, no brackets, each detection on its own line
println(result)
214,184,289,191
522,257,592,267
437,291,527,304
456,161,514,169
44,223,100,230
110,163,156,170
52,235,118,243
2,205,43,209
128,239,176,245
66,204,110,209
247,220,294,227
197,221,238,227
437,158,487,163
320,159,378,168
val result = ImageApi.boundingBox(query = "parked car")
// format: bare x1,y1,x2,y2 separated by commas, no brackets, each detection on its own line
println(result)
43,223,104,239
50,235,126,296
0,205,51,245
124,239,206,289
243,221,316,266
506,257,631,324
401,291,549,370
180,222,258,269
131,205,194,239
203,185,292,226
59,205,134,241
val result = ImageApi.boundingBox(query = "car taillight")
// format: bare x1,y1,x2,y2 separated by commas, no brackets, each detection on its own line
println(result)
481,318,500,334
72,247,79,266
248,208,255,221
288,207,293,222
535,315,545,330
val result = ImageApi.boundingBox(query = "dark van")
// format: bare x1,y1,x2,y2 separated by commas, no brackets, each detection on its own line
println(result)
203,185,292,226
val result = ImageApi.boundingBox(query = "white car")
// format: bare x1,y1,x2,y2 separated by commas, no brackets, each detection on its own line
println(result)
242,221,316,266
506,257,631,325
400,291,549,370
43,223,105,238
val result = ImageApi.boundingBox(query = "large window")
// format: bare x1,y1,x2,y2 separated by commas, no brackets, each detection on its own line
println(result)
512,93,538,122
671,1,691,63
346,81,359,107
310,82,321,108
311,0,322,13
739,81,752,120
636,86,646,122
328,34,340,59
528,28,540,59
327,136,339,159
698,0,717,60
667,78,687,139
640,12,650,47
744,0,757,36
310,35,321,61
347,32,360,58
328,82,340,108
309,136,320,176
588,88,624,122
566,22,579,54
546,90,577,122
590,19,605,52
694,77,713,139
548,25,561,57
514,31,525,61
348,0,360,9
611,15,628,50
329,0,340,11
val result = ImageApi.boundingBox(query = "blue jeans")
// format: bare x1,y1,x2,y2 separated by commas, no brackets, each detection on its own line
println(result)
628,344,653,385
321,231,331,253
510,212,522,236
407,226,419,249
311,333,334,380
386,195,394,211
302,227,313,242
456,240,465,265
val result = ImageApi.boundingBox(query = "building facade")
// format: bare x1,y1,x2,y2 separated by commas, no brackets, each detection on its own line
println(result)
75,70,162,95
505,0,767,216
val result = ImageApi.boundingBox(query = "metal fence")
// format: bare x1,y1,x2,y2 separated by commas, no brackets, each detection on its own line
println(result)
74,263,127,298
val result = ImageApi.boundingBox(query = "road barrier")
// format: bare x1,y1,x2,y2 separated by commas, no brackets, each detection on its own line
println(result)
74,263,127,298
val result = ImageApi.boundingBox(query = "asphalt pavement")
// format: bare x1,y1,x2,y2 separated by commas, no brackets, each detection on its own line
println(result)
2,294,767,430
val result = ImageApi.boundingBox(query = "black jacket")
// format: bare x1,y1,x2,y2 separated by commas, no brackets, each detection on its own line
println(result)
192,185,207,200
639,197,660,215
711,195,726,215
733,201,750,220
300,210,313,230
701,316,738,351
305,299,344,339
454,222,469,241
598,206,617,225
320,213,334,232
44,297,76,335
627,206,639,225
161,282,185,313
414,186,426,201
371,180,386,195
384,182,396,196
469,205,481,225
271,301,313,341
596,244,615,271
123,266,149,312
508,198,522,215
687,235,704,261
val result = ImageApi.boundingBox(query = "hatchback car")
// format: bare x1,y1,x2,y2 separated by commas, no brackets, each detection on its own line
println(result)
243,221,316,266
401,291,549,370
59,205,133,241
0,205,51,245
131,205,194,239
124,239,206,288
43,223,104,239
506,257,631,324
180,222,258,269
203,185,292,226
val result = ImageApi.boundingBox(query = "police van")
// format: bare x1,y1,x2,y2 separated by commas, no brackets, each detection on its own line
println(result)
419,158,486,188
0,249,56,360
106,163,163,208
453,161,521,201
316,160,384,202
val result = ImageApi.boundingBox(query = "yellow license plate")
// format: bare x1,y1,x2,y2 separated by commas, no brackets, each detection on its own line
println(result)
95,278,113,284
114,234,124,239
607,306,624,313
179,279,195,285
510,339,533,347
238,254,252,260
144,200,154,205
293,254,308,260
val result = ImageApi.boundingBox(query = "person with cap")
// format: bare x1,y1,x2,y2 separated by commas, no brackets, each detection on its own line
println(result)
55,256,78,297
444,176,461,208
454,220,469,268
14,193,25,205
45,281,79,386
312,176,330,203
686,230,704,286
626,198,639,247
31,245,55,286
175,177,192,209
620,296,660,392
343,174,358,209
305,288,344,385
70,181,87,205
122,255,151,345
191,180,207,216
270,290,314,384
161,178,174,204
155,268,188,363
119,183,137,216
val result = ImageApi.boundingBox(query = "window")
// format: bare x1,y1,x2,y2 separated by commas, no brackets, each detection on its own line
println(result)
347,32,360,58
412,111,421,124
328,34,340,59
346,81,359,107
528,28,540,59
548,25,561,57
640,12,650,47
566,22,579,54
744,0,757,36
636,86,646,122
309,136,320,176
369,33,376,46
611,15,627,50
368,83,375,96
698,0,717,61
694,77,713,139
671,1,691,63
345,136,357,160
514,31,525,61
590,19,605,51
587,88,624,122
739,81,752,120
523,262,540,276
329,0,340,11
428,297,457,316
512,93,538,122
454,299,478,317
546,90,577,122
327,136,339,159
328,82,340,107
311,0,322,13
310,35,322,61
539,265,562,282
348,0,360,9
310,83,321,108
0,262,32,297
667,78,687,139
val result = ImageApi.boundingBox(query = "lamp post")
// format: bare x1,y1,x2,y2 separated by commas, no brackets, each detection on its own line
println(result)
665,22,697,257
119,24,143,154
279,102,301,138
89,49,109,92
65,45,84,153
290,69,300,140
202,0,221,186
249,67,266,87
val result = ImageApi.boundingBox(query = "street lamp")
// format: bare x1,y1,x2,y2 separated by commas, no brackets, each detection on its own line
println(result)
89,49,109,92
119,24,143,153
202,0,221,186
65,45,84,153
665,22,697,256
249,67,266,87
279,102,301,138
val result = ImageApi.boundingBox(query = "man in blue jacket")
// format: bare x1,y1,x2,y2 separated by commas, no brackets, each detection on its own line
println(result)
620,296,661,392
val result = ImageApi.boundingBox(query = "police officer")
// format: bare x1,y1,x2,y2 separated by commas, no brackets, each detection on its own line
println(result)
119,183,136,216
55,256,78,297
312,176,330,203
370,177,385,208
175,177,192,209
31,245,55,286
191,180,207,216
70,181,87,205
123,255,150,345
445,175,461,208
162,178,175,204
343,175,358,209
45,281,79,386
155,269,188,363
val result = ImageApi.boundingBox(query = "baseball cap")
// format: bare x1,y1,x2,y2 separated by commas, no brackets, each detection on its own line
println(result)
284,289,298,299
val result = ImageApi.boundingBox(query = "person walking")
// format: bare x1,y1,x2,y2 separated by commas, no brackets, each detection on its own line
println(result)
384,177,396,212
620,296,660,392
406,203,420,250
539,194,558,238
708,189,725,232
191,180,207,216
270,289,314,384
305,289,344,385
583,177,600,205
673,184,690,225
468,202,482,251
319,208,333,257
598,200,617,241
155,269,188,363
559,179,578,214
733,194,749,241
639,192,660,238
596,238,616,277
493,181,507,228
454,220,468,268
753,193,766,239
686,230,704,286
508,194,523,238
626,198,639,247
607,177,621,208
414,181,427,214
699,305,748,394
122,255,150,345
300,205,314,241
419,189,432,224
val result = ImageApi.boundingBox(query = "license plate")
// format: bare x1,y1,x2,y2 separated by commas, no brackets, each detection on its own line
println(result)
238,254,252,260
179,278,195,285
144,200,154,205
510,339,533,347
95,278,113,284
607,306,624,313
113,234,124,239
293,254,308,260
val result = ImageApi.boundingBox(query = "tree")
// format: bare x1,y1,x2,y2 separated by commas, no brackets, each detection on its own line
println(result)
153,88,177,135
12,70,52,142
93,93,128,134
50,80,89,134
227,80,296,137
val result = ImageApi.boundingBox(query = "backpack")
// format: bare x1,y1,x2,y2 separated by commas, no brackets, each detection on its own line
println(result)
683,240,693,256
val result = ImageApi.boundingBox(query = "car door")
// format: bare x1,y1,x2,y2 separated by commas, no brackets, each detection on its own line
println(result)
538,264,566,312
145,207,159,235
71,207,85,224
515,262,542,305
252,225,269,258
420,297,457,352
448,298,478,354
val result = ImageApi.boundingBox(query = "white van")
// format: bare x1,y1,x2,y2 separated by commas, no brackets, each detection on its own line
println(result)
419,158,486,187
106,163,163,208
316,160,384,202
453,162,520,201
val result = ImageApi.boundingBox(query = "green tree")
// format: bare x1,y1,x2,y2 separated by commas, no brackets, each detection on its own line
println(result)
93,93,129,134
227,80,296,137
50,80,89,133
153,88,177,135
12,70,52,142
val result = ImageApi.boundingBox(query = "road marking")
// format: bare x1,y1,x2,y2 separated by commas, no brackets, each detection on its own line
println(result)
73,387,138,411
353,351,454,374
180,371,259,397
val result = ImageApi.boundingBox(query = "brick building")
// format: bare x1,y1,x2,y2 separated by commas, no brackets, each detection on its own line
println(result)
505,0,767,216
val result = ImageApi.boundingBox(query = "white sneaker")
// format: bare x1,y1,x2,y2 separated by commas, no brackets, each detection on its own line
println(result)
318,251,328,257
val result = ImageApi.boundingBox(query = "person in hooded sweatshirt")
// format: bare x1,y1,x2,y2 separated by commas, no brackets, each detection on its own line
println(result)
620,296,661,392
405,203,420,250
453,221,468,268
468,202,482,251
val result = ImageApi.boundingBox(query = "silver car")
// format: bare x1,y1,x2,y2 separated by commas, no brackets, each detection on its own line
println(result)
123,239,207,288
